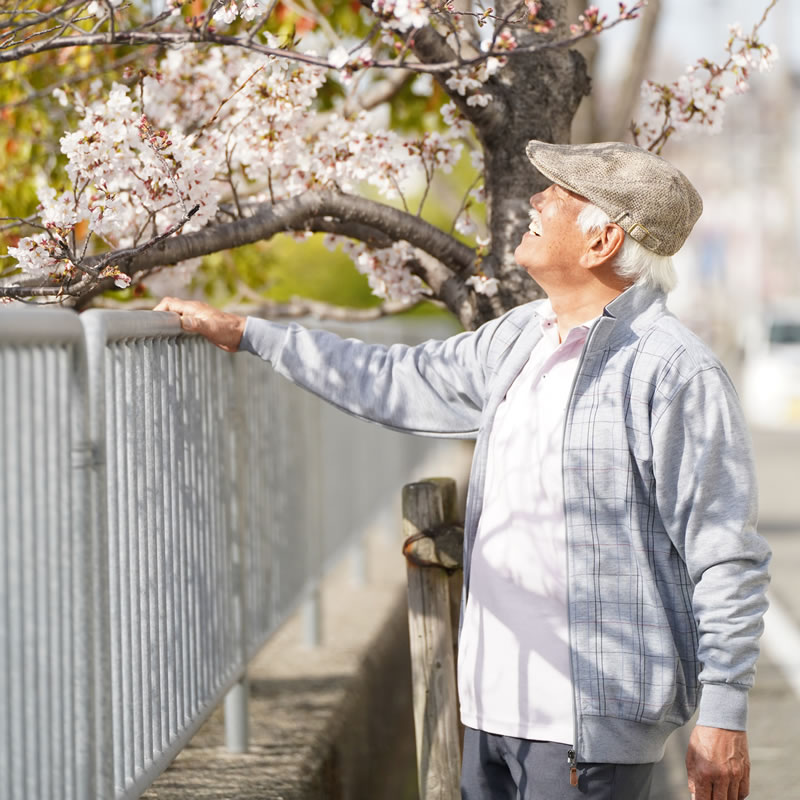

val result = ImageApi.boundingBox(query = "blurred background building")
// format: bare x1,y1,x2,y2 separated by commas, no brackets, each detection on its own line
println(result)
587,0,800,428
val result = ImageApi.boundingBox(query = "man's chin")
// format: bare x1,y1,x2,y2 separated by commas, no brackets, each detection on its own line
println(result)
514,241,534,269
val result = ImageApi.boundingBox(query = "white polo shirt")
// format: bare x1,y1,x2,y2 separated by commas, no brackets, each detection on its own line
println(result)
458,301,594,744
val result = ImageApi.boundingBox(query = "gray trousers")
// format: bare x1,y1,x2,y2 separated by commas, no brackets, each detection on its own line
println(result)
461,728,655,800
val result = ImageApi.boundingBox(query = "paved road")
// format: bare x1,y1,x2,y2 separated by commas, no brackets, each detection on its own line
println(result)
651,428,800,800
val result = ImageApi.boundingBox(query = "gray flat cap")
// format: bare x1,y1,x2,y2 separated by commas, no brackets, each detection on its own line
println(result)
525,140,703,256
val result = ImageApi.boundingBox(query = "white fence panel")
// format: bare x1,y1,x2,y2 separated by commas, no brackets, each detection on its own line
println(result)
0,311,97,800
82,312,245,798
0,307,462,800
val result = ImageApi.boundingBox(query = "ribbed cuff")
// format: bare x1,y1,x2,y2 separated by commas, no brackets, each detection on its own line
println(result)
238,316,288,359
697,683,749,730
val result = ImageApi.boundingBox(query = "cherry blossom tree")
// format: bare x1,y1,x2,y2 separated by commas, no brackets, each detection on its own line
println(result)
0,0,780,328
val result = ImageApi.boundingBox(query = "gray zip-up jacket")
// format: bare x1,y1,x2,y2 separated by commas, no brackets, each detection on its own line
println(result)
240,283,771,764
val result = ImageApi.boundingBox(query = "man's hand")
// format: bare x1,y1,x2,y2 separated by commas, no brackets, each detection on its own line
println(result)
686,725,750,800
153,297,246,353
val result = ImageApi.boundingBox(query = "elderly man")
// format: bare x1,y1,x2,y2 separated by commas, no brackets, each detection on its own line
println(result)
155,141,770,800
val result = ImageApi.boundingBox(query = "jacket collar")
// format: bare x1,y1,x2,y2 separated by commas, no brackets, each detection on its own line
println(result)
586,284,668,350
604,283,667,328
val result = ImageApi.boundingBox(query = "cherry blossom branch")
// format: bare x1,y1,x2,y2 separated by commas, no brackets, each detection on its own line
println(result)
0,284,85,298
304,217,394,248
0,0,89,38
632,0,779,153
0,203,200,300
80,191,475,276
0,215,45,233
90,203,200,273
0,8,644,73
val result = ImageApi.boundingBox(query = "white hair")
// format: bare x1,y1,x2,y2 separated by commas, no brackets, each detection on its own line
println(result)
576,203,677,293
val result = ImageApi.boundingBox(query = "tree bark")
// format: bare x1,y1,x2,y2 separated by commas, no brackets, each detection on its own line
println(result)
467,2,591,322
374,0,592,325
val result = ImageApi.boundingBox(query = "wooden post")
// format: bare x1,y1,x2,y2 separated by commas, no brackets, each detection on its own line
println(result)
402,479,463,800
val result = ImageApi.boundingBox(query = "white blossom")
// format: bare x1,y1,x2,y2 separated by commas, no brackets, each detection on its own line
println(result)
446,72,483,95
454,211,477,236
213,1,239,24
466,274,499,297
411,73,434,97
53,87,69,107
372,0,431,32
328,46,350,69
466,93,491,107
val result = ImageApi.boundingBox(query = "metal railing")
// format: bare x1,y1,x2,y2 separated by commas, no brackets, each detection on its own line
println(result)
0,307,461,800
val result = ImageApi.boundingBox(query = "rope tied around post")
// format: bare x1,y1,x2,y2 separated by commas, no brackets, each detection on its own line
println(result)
402,523,464,573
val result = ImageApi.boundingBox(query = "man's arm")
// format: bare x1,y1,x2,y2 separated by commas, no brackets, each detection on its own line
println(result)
153,297,503,437
651,365,770,800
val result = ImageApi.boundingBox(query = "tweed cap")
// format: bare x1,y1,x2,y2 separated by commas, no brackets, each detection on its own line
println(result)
525,140,703,256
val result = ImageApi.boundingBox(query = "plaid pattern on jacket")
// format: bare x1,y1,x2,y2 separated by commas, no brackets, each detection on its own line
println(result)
240,283,771,764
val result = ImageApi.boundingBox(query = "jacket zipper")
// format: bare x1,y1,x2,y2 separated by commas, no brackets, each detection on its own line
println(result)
561,317,603,786
567,749,578,786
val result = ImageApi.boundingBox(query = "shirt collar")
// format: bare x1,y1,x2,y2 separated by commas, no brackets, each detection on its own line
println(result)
538,298,598,344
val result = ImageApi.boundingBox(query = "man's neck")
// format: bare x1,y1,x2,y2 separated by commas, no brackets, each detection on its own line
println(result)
547,283,627,342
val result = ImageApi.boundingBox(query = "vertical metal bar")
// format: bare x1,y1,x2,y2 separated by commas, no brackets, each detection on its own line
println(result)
215,355,229,682
184,340,199,721
187,339,200,709
117,341,137,788
81,312,113,800
205,346,215,684
175,340,191,728
142,339,161,763
64,340,80,800
224,675,249,754
303,588,322,648
34,346,49,799
165,337,183,735
8,347,24,800
0,348,10,800
154,338,170,752
132,340,152,771
20,346,36,800
108,345,127,794
72,333,95,800
58,346,71,800
214,353,229,683
197,343,212,700
226,355,248,751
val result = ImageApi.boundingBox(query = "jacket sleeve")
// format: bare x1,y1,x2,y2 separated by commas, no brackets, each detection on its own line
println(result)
238,314,506,437
651,364,771,731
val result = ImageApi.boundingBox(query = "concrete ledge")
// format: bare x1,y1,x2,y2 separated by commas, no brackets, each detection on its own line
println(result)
142,533,418,800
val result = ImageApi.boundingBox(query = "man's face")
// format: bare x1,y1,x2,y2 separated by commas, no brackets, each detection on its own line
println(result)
514,183,591,287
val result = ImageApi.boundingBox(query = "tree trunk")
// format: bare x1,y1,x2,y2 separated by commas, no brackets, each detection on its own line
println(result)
480,48,590,319
469,2,592,325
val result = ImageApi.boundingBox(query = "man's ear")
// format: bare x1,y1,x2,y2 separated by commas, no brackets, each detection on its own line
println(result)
583,224,625,270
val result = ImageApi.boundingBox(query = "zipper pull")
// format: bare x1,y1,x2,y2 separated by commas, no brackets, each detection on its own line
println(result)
567,749,578,787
